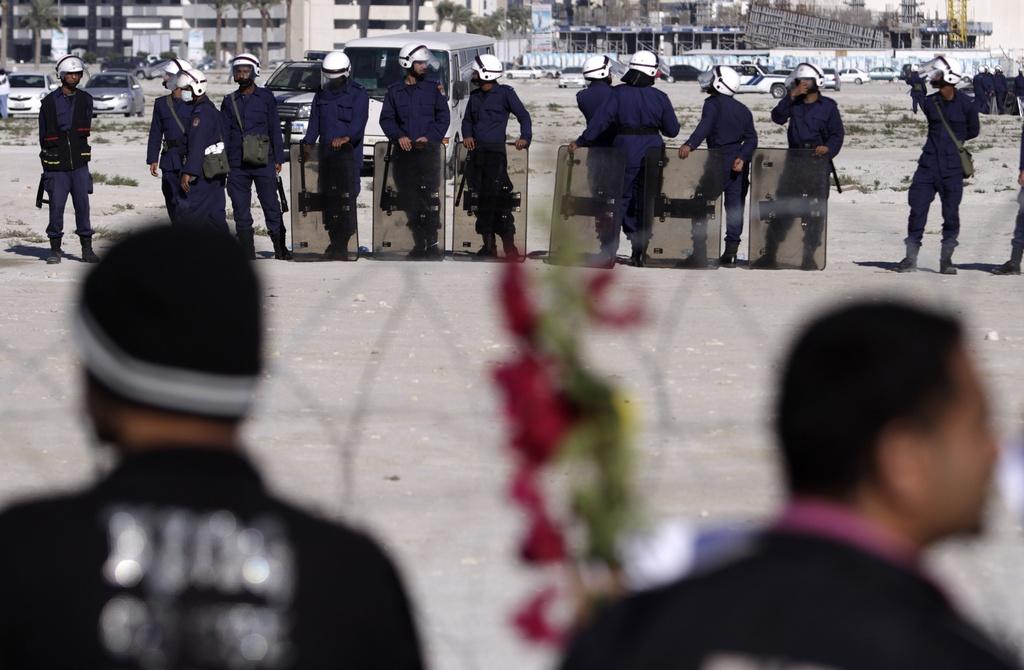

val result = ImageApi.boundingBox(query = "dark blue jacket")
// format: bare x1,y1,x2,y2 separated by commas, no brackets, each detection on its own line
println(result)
684,94,758,164
912,90,980,176
380,79,450,143
184,97,228,178
461,83,532,144
302,78,370,149
771,94,845,157
974,72,993,96
220,86,285,169
993,73,1008,97
146,94,190,171
1015,73,1024,95
576,83,680,167
576,81,616,147
39,88,93,146
1019,128,1024,171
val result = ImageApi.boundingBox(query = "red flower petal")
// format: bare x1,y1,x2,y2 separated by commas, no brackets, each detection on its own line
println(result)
520,509,567,564
512,586,567,646
493,355,575,465
500,261,539,339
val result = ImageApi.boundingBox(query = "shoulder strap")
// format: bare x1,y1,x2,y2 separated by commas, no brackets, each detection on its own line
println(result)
227,92,244,132
932,99,964,151
164,95,186,134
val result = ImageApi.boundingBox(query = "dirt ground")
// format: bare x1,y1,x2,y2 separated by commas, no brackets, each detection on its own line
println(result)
2,72,1024,669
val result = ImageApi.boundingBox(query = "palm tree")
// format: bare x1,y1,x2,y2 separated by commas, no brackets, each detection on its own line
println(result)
211,0,232,65
20,0,59,66
469,9,506,39
250,0,279,62
433,0,455,32
506,5,531,59
232,0,248,58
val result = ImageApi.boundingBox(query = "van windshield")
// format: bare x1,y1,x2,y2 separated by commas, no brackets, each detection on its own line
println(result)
346,47,450,101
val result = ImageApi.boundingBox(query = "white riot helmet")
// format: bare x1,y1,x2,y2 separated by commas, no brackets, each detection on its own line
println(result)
582,54,612,81
472,53,503,82
785,62,824,90
628,50,659,78
230,53,261,79
160,58,192,91
321,51,351,81
398,43,438,71
698,65,740,97
176,68,208,98
55,55,85,79
921,56,964,87
995,66,1004,74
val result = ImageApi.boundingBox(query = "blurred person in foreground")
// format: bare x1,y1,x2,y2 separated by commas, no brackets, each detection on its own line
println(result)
561,301,1019,670
0,226,424,669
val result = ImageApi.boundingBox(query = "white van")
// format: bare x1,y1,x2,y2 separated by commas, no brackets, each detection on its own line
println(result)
344,32,496,165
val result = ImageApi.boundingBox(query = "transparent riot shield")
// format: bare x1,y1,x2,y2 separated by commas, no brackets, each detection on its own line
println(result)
452,143,528,262
548,146,627,265
289,143,359,261
372,140,446,260
642,147,725,269
748,148,830,271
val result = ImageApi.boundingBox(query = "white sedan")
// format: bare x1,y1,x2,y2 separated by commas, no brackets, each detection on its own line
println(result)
6,72,58,117
505,65,543,80
838,68,869,85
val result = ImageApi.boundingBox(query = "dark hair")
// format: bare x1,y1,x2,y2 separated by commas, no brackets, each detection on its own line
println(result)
777,301,963,498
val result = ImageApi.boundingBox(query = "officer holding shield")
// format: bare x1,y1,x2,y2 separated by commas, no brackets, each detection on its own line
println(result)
146,58,191,224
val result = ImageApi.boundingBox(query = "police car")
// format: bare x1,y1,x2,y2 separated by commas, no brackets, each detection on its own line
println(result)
731,64,790,98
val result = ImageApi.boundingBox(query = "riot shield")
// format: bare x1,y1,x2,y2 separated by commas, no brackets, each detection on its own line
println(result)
548,146,627,266
642,147,725,268
452,142,528,262
372,140,446,260
289,143,359,261
748,148,830,271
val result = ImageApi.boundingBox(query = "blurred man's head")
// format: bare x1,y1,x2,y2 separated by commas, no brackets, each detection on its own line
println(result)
74,227,262,451
777,302,996,547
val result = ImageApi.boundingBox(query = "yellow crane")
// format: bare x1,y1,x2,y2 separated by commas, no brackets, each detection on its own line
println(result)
947,0,969,46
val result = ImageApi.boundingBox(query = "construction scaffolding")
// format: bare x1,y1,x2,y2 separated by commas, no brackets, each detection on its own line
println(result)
744,1,886,49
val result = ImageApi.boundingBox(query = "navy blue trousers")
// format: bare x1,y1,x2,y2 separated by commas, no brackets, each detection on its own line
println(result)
227,167,284,236
44,166,92,239
723,165,749,245
906,166,963,248
1013,189,1024,250
176,175,229,233
161,170,180,224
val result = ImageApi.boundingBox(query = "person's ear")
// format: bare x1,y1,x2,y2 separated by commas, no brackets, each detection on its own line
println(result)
874,422,933,510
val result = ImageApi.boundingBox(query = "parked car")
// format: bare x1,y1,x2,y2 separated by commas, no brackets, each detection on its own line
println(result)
537,64,561,78
668,64,702,82
558,66,586,88
5,72,58,117
870,66,901,82
732,64,789,98
822,68,841,91
506,65,543,79
772,68,792,77
85,72,145,117
838,68,869,85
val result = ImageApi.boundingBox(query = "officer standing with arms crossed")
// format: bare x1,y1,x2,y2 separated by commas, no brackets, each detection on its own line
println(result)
678,65,758,267
301,50,369,260
756,62,844,270
178,69,230,232
461,54,531,259
146,58,191,224
896,56,979,275
39,54,97,265
222,53,291,260
380,43,451,259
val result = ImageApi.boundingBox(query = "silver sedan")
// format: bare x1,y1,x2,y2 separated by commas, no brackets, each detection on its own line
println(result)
84,72,145,117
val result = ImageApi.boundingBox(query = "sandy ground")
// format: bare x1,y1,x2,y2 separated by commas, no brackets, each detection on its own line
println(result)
2,73,1024,668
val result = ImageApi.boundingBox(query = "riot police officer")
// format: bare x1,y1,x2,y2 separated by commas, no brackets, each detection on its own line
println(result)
907,65,925,114
461,54,531,259
576,55,616,148
177,69,230,232
679,65,758,267
570,51,679,267
301,50,369,260
756,62,844,270
993,66,1008,115
146,58,191,224
974,65,994,115
897,56,979,275
222,53,290,260
380,43,451,259
38,55,97,264
992,135,1024,275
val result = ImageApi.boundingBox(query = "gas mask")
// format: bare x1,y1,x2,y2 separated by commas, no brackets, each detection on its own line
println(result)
181,89,194,103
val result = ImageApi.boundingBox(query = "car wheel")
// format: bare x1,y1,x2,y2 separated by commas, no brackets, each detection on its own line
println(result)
135,70,144,79
855,78,863,85
666,76,675,83
771,83,786,98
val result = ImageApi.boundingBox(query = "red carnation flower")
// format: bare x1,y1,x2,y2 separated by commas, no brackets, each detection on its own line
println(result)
500,261,539,339
520,509,567,564
585,271,644,327
493,354,575,465
512,586,567,646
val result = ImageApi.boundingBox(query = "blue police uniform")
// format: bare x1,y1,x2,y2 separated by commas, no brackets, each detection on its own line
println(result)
906,88,979,251
461,83,532,145
576,82,680,254
1016,73,1024,113
1011,133,1024,251
907,71,925,114
302,77,369,248
177,97,229,232
39,88,93,241
974,72,993,114
684,94,758,246
993,72,1008,115
576,80,616,147
146,94,190,224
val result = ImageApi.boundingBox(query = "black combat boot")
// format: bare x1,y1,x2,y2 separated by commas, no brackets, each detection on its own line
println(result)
678,246,708,269
237,229,256,260
939,243,957,276
751,238,779,269
80,235,99,263
993,247,1023,275
630,243,647,268
272,229,293,261
719,240,739,267
422,227,442,260
46,237,62,265
499,232,521,261
476,233,497,259
895,242,919,273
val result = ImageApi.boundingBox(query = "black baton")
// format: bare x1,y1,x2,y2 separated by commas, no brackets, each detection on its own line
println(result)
277,175,289,213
